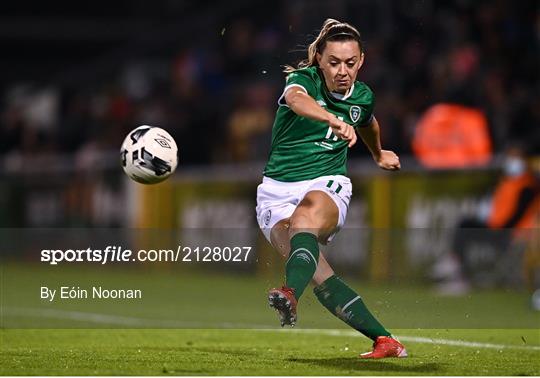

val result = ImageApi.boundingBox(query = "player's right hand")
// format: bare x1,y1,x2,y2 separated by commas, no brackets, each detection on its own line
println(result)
328,115,357,148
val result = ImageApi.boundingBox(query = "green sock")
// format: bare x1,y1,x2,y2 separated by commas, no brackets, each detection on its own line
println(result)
314,275,391,340
286,232,320,300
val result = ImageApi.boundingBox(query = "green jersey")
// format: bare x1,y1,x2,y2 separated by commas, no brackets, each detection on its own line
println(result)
263,66,375,182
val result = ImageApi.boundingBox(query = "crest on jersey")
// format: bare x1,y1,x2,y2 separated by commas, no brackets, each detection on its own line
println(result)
350,106,361,123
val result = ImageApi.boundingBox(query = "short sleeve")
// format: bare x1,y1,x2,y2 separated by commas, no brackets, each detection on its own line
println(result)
277,70,318,106
356,89,375,127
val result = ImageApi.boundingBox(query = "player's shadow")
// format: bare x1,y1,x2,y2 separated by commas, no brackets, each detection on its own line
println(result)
286,357,441,374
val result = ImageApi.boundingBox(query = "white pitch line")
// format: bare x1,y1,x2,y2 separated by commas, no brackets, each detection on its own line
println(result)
2,307,272,329
256,328,540,351
397,335,540,351
2,307,539,351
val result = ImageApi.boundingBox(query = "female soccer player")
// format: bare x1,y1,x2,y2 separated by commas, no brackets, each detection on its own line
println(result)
255,19,407,359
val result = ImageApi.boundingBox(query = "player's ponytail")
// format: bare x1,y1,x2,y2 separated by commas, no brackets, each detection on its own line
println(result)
284,18,363,73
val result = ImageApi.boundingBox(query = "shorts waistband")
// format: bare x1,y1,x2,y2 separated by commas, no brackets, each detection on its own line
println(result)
262,175,351,186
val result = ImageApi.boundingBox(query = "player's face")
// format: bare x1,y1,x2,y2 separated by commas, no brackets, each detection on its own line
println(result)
317,40,364,94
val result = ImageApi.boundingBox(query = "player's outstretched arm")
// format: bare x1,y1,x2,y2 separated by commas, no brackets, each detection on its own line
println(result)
285,87,357,147
358,117,400,170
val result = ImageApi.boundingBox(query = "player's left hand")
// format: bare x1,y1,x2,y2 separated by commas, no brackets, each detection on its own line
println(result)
375,150,400,171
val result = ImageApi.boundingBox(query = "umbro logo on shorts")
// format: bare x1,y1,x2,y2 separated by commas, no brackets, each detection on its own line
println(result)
263,209,272,226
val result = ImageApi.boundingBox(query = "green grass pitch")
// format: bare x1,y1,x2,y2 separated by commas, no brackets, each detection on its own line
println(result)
1,264,539,375
1,328,539,375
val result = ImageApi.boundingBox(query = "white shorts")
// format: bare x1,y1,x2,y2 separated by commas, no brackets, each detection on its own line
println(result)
255,175,352,244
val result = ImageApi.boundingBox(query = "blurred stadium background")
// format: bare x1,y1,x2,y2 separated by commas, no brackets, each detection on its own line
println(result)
1,0,539,306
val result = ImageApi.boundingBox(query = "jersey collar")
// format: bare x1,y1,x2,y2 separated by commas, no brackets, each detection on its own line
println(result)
330,83,355,101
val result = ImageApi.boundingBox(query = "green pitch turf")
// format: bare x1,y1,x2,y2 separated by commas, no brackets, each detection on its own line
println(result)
1,263,539,375
1,328,539,375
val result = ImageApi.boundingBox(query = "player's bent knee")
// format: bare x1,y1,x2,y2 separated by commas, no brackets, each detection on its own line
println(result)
289,211,318,235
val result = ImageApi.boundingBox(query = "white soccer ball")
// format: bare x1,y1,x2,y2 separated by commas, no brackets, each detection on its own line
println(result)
120,125,178,184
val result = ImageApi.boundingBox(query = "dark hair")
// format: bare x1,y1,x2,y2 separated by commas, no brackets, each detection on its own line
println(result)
284,19,363,73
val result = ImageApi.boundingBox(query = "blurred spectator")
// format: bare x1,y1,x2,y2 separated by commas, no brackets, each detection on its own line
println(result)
0,0,537,235
0,0,538,163
523,199,540,310
224,82,274,162
412,103,493,168
433,145,540,294
1,85,59,156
